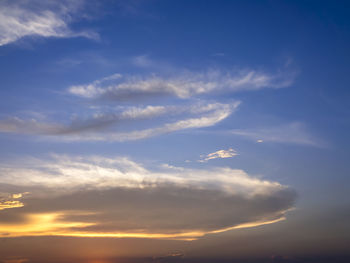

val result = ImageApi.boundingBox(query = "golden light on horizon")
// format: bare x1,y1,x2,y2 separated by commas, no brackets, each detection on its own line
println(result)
0,212,94,237
0,210,286,241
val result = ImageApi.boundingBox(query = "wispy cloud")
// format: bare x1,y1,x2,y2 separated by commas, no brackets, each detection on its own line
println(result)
0,155,296,239
131,54,154,68
68,69,294,100
0,0,98,46
0,66,294,142
199,148,238,162
0,102,239,141
230,122,324,147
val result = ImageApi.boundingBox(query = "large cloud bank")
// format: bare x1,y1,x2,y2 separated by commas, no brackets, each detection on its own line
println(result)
0,155,296,240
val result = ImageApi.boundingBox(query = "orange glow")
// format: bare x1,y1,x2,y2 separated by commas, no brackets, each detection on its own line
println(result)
209,217,286,234
0,212,94,236
0,210,287,240
52,231,201,241
0,200,24,210
11,193,23,199
2,259,28,263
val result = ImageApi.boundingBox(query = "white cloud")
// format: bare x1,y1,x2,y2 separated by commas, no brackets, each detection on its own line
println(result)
199,148,238,162
0,102,239,141
0,0,98,46
0,155,285,196
68,69,294,100
59,102,237,141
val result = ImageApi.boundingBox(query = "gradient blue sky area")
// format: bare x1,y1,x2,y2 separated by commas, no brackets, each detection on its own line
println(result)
0,0,350,262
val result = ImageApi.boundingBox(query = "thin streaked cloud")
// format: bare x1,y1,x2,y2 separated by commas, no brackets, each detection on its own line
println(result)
68,69,295,100
0,0,98,46
0,102,238,142
230,122,325,147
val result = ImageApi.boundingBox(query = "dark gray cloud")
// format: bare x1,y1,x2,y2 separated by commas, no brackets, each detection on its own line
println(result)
0,155,296,239
0,185,295,239
5,186,295,232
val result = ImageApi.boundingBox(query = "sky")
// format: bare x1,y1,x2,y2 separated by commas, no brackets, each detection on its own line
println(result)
0,0,350,262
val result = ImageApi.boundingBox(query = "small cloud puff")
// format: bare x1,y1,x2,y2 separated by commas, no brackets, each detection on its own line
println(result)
199,148,238,162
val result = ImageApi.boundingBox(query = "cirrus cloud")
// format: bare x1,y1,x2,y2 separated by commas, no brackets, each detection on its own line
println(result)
230,122,325,147
68,70,294,101
0,0,98,46
0,102,238,142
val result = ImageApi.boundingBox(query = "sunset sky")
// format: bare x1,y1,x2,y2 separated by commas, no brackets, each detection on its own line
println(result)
0,1,350,262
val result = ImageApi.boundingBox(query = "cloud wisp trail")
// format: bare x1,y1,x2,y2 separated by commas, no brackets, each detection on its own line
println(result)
0,0,98,46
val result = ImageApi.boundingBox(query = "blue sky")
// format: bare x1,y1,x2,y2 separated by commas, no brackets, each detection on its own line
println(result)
0,0,350,262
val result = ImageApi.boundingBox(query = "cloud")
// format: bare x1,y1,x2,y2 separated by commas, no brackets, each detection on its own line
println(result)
0,64,295,143
0,155,296,240
230,122,324,147
0,0,98,46
0,104,169,135
153,252,185,263
199,148,238,162
0,192,24,211
0,65,294,142
0,200,24,211
54,104,171,136
68,69,294,101
0,116,63,134
0,102,238,141
132,54,154,68
0,154,284,197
